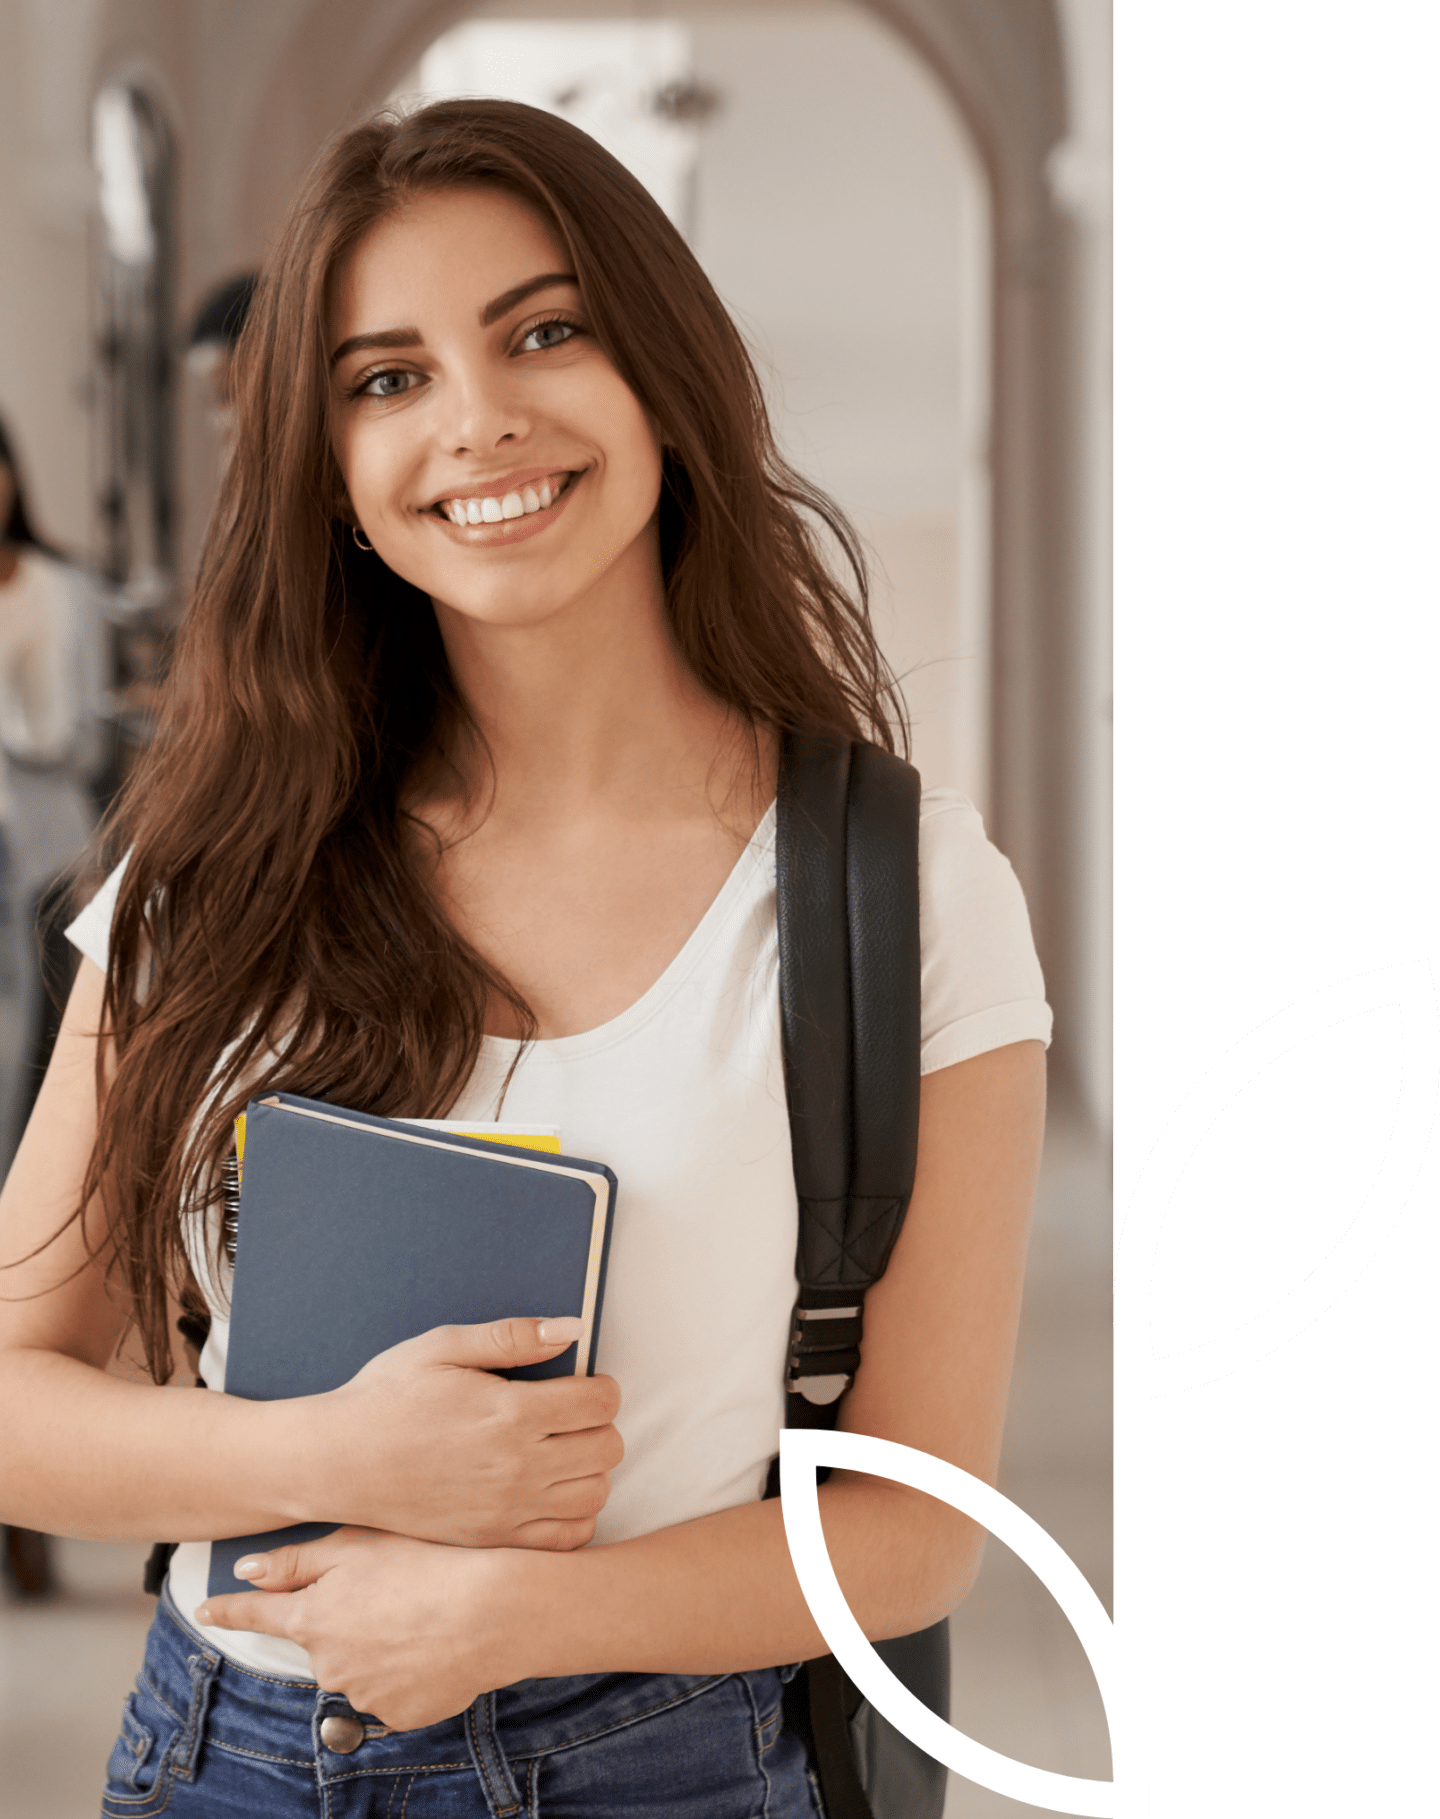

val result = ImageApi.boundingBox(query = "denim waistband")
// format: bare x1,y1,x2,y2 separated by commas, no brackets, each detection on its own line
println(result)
120,1585,812,1818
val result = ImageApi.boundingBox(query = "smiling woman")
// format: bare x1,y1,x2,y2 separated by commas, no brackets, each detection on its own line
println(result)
0,100,1049,1818
329,191,665,627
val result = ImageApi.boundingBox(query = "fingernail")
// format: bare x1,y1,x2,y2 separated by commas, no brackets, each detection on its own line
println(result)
537,1316,583,1344
234,1557,263,1579
196,1604,213,1624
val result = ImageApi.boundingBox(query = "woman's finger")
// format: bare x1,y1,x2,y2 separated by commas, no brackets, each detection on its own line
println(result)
226,1526,368,1592
537,1419,626,1482
507,1370,622,1436
535,1470,610,1522
229,1542,323,1592
196,1589,300,1635
511,1514,599,1552
409,1316,584,1372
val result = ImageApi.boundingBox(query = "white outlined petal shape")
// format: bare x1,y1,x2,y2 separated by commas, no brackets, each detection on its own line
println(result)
1120,960,1432,1396
780,1429,1114,1817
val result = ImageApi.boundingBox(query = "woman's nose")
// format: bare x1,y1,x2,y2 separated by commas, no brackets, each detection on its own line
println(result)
439,362,530,455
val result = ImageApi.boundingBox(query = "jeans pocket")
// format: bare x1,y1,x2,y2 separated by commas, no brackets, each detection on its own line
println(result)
101,1686,179,1817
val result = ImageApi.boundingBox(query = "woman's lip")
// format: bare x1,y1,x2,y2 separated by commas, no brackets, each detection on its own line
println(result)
423,470,581,546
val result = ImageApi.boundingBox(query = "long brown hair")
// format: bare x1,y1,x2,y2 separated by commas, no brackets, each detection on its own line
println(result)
82,99,905,1379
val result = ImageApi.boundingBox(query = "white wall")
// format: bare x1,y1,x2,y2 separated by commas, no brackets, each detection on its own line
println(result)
687,5,992,809
0,0,105,556
1051,0,1112,1134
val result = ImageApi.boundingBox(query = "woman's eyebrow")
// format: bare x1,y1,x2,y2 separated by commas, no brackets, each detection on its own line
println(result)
480,272,578,327
329,326,423,368
328,275,577,368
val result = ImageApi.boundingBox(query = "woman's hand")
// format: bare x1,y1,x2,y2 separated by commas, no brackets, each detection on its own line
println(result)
304,1316,623,1550
198,1528,550,1730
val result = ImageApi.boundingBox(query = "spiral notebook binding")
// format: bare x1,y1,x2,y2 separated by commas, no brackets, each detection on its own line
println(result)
221,1151,241,1264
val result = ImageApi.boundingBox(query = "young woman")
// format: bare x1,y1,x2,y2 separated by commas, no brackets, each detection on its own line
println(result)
0,102,1049,1816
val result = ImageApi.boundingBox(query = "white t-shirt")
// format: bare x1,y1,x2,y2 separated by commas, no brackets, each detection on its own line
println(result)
0,548,83,824
67,787,1051,1680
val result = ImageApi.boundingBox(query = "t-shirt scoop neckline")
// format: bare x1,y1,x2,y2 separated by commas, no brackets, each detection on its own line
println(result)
63,805,781,1063
478,800,781,1064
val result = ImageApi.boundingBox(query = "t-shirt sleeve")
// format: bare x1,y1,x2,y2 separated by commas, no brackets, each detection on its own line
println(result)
919,789,1052,1074
65,858,128,974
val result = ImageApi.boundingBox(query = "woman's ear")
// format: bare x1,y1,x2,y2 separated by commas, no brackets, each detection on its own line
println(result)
642,404,673,454
321,464,358,528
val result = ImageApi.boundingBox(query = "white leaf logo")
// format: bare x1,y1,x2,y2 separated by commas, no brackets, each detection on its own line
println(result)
789,960,1440,1811
779,1429,1115,1816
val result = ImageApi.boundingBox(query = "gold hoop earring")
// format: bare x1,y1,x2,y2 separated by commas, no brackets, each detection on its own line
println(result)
352,525,374,553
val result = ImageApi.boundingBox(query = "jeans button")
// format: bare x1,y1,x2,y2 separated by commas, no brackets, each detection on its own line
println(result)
320,1714,366,1754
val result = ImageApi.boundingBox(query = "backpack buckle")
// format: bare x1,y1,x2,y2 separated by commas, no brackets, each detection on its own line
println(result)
786,1304,862,1403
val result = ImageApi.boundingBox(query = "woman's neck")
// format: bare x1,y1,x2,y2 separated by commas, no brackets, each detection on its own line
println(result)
427,549,766,836
0,544,20,587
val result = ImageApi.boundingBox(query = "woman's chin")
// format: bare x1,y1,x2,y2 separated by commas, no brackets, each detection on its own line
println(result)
425,579,579,634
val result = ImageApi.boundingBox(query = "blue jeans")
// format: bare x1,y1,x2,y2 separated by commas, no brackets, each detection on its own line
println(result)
100,1589,827,1817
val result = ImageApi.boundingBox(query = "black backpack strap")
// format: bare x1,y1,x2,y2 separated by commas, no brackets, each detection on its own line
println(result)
776,729,947,1819
777,730,921,1417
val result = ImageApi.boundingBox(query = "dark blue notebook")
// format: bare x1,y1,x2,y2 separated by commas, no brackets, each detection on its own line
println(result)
208,1091,616,1596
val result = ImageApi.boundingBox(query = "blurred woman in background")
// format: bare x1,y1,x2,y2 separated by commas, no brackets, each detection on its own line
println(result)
0,413,106,1598
0,415,105,1168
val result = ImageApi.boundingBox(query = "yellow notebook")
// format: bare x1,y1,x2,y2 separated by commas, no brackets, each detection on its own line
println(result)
234,1114,560,1181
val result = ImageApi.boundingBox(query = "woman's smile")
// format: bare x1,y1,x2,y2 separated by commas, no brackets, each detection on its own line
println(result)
423,465,583,544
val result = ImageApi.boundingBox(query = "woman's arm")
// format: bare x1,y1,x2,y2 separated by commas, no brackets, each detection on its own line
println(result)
203,1039,1046,1729
0,958,623,1549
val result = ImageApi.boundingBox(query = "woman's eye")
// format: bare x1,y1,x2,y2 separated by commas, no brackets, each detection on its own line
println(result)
518,320,578,354
359,369,422,398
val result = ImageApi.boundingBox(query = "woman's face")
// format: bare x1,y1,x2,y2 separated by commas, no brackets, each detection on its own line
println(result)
328,186,665,632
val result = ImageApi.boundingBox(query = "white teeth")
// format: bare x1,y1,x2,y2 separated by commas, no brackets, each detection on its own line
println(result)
441,479,568,525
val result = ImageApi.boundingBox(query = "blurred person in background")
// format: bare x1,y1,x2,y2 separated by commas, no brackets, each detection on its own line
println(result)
185,270,258,450
0,410,106,1600
100,278,260,803
0,412,105,1160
